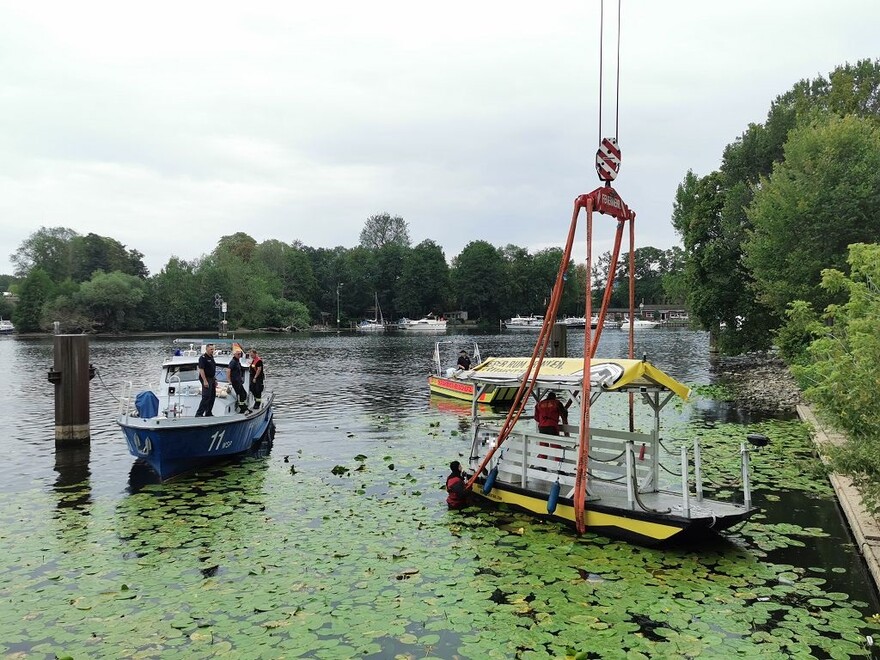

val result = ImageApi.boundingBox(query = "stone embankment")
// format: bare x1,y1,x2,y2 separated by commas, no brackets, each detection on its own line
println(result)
712,350,803,413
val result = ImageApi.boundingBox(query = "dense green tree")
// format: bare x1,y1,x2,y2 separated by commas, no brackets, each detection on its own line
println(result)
374,243,406,318
359,212,411,250
147,257,204,331
11,227,77,281
744,114,880,317
500,245,533,317
0,275,18,293
216,232,258,263
673,59,880,354
77,271,146,332
255,240,317,304
306,246,350,326
70,233,148,282
451,241,504,321
661,246,688,307
396,240,449,318
532,248,568,313
789,243,880,510
11,268,54,332
0,296,13,321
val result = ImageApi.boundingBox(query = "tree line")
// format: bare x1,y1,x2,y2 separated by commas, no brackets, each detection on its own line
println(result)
2,213,685,334
671,58,880,511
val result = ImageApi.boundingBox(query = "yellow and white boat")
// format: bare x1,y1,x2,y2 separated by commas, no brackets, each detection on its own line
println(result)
463,357,758,546
427,342,519,404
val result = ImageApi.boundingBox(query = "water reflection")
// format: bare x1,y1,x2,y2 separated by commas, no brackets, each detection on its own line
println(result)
53,444,91,511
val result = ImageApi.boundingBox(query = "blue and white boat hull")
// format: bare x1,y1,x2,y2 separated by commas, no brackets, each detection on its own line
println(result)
118,395,274,480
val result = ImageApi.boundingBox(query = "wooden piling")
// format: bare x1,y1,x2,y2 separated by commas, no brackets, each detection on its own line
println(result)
551,324,567,357
48,334,92,444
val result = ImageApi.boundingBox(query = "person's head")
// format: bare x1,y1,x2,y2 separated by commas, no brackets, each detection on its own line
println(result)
205,343,214,355
449,460,462,474
234,349,243,358
250,348,258,358
546,391,556,400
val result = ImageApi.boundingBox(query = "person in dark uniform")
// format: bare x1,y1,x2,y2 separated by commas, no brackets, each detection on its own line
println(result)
248,348,264,409
446,461,469,509
457,350,472,370
227,348,248,413
195,343,217,417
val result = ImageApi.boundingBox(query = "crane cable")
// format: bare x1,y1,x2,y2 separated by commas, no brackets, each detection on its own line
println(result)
598,0,623,145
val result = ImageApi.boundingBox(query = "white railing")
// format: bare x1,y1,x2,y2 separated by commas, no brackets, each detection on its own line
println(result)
474,422,754,517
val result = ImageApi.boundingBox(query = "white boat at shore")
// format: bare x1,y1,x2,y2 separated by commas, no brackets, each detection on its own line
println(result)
395,316,447,334
620,318,660,330
504,315,544,331
0,318,14,335
356,293,386,334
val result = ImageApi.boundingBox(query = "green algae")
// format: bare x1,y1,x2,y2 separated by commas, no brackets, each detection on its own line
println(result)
0,414,877,658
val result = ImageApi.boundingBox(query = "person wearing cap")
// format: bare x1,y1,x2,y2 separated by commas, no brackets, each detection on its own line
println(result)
457,350,472,370
226,348,248,413
248,348,264,409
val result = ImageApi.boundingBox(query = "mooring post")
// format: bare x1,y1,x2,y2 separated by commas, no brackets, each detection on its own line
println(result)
551,324,567,357
47,334,95,444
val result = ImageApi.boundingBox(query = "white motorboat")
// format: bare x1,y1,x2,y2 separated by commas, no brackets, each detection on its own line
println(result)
0,318,14,335
117,339,275,480
395,316,447,334
504,315,544,331
619,318,660,330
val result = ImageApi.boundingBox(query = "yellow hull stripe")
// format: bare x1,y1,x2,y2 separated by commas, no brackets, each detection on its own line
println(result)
477,486,682,542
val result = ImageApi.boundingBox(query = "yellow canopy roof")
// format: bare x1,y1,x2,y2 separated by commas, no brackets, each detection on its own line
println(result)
468,357,690,401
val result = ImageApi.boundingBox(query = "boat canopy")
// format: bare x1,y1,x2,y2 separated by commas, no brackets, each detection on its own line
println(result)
466,357,690,401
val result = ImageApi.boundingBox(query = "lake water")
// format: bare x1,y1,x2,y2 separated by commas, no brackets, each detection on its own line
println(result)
2,329,879,658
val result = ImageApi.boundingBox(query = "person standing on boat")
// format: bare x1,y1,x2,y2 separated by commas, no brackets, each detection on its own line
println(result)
227,348,248,413
195,343,217,417
248,348,264,409
446,461,469,509
534,391,568,436
457,350,471,371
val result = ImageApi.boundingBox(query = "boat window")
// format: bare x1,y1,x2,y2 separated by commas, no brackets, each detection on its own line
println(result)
165,364,199,383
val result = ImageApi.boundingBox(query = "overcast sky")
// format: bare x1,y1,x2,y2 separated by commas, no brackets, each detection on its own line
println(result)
1,1,877,276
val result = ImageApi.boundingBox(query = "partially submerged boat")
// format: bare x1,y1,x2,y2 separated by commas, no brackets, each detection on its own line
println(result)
117,339,275,480
454,139,759,545
428,341,518,404
463,357,757,545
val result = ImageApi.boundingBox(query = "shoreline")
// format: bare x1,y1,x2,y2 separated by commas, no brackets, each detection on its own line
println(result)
798,404,880,596
715,351,880,594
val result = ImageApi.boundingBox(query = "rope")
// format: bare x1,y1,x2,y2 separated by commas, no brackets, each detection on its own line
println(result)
93,365,120,402
465,196,581,492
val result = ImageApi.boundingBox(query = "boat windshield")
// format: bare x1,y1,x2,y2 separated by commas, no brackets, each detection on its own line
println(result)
165,364,229,383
